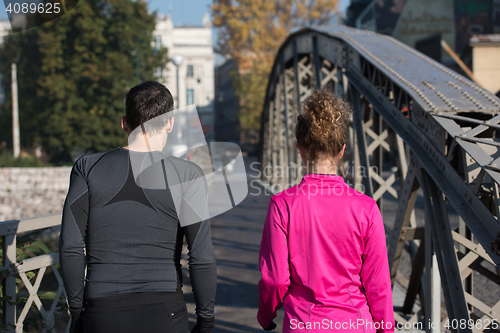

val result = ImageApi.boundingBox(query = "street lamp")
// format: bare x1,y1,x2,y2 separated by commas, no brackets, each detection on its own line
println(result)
172,55,183,109
11,63,20,158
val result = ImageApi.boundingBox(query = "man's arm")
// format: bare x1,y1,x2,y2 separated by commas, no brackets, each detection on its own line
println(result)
179,165,217,333
182,220,217,332
59,159,89,323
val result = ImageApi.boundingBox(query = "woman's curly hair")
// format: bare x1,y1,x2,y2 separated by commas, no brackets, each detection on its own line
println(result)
295,89,351,164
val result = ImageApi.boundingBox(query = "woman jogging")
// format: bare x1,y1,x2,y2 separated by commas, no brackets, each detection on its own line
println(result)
257,89,394,332
59,81,216,333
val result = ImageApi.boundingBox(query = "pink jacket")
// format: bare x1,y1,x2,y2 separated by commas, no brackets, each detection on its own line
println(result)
258,174,394,333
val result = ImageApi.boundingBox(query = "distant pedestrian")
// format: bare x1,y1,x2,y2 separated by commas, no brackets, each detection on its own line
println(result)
257,89,394,332
59,81,217,333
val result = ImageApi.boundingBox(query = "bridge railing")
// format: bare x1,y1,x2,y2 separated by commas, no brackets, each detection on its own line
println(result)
1,213,68,333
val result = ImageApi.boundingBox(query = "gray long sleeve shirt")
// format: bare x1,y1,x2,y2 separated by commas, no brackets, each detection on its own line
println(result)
59,147,216,319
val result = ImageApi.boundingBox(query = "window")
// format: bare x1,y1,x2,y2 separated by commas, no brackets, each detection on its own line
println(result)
154,35,162,49
154,67,162,78
186,64,194,77
186,89,194,105
217,91,224,102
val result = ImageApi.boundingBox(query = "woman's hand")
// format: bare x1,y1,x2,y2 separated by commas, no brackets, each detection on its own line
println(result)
264,321,277,331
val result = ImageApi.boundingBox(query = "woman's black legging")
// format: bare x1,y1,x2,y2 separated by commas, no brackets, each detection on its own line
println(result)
82,300,188,333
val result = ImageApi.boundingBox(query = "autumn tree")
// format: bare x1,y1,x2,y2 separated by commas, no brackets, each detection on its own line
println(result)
212,0,339,138
0,0,168,162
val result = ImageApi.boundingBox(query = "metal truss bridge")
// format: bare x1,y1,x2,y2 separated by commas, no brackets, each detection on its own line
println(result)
259,26,500,332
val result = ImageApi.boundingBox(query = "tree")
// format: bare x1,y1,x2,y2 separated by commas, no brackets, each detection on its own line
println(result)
0,0,168,162
212,0,339,137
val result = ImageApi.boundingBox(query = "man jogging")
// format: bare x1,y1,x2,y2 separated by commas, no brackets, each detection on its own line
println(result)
59,81,217,333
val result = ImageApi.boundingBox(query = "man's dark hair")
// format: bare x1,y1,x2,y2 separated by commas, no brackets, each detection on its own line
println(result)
125,81,174,132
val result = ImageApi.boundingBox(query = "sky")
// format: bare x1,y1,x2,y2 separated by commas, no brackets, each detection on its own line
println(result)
0,0,351,65
0,0,351,25
144,0,351,26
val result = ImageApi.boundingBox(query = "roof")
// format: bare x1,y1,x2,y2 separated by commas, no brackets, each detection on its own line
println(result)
469,34,500,46
175,24,206,29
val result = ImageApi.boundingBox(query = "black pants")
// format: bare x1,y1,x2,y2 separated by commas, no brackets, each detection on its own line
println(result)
82,293,188,333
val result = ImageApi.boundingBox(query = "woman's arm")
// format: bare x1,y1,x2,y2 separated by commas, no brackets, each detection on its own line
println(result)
59,159,89,326
360,205,395,333
257,198,290,329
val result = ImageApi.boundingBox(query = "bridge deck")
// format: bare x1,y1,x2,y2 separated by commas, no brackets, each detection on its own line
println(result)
180,157,284,332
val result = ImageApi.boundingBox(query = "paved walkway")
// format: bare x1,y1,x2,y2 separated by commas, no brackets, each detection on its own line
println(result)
180,156,283,332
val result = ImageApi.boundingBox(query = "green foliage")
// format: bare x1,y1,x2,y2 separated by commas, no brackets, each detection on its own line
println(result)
0,0,168,159
0,262,23,332
229,63,268,132
16,230,53,261
212,0,339,134
0,321,16,332
0,150,50,167
1,231,67,332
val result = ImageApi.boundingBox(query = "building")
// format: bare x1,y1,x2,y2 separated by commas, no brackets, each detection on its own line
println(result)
154,13,215,141
214,58,240,144
0,19,10,41
346,0,500,57
470,35,500,96
214,56,260,155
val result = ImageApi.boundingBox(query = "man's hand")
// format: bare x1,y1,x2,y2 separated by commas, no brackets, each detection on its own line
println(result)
190,316,215,333
264,322,277,331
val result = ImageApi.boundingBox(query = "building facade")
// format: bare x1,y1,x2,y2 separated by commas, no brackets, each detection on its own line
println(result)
154,13,216,141
346,0,500,56
214,57,260,155
214,58,240,144
470,34,500,96
0,19,9,42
